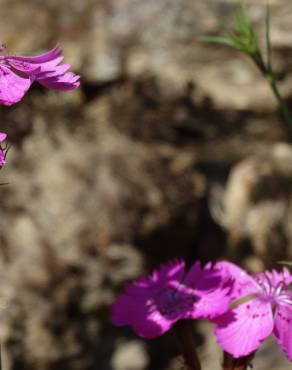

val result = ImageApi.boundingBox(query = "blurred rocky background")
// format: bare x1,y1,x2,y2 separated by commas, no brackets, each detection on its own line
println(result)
0,0,292,369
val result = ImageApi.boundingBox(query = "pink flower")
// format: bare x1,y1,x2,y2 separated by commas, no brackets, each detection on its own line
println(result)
0,132,7,167
111,260,232,339
214,262,292,360
0,45,80,106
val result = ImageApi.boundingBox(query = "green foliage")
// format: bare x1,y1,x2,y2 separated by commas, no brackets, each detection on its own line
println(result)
201,3,260,57
201,1,292,129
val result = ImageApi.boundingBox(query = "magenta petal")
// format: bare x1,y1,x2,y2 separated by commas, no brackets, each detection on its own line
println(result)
187,287,232,320
37,69,80,91
151,259,185,284
37,76,80,92
215,261,258,300
131,303,176,339
111,267,171,327
184,261,230,292
122,279,158,302
183,261,233,319
111,260,186,338
0,65,32,105
6,57,59,75
8,45,62,63
5,46,63,75
214,298,273,358
274,304,292,360
112,288,181,339
0,151,5,167
0,132,7,142
111,292,145,326
4,45,80,94
56,72,80,83
260,268,292,287
35,64,71,79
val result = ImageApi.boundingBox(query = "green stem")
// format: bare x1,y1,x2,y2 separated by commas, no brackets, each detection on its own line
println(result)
268,76,292,129
252,52,292,129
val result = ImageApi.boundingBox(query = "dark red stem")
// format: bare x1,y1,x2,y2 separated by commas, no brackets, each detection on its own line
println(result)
175,321,201,370
222,351,255,370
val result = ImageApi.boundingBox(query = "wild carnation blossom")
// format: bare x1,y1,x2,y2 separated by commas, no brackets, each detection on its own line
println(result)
0,132,7,167
214,262,292,360
111,260,232,339
0,45,80,106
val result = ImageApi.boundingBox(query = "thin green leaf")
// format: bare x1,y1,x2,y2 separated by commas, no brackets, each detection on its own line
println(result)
199,36,238,48
234,3,251,33
278,261,292,267
201,1,260,56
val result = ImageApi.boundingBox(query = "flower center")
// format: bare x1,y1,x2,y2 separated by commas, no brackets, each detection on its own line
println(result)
256,272,292,306
147,282,198,320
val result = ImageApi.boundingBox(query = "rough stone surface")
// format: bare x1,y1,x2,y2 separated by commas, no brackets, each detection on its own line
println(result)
211,142,292,268
0,1,292,370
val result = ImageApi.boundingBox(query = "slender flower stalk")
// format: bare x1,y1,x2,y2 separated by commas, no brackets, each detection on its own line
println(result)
0,133,7,168
222,352,254,370
201,2,292,129
175,321,201,370
249,47,292,128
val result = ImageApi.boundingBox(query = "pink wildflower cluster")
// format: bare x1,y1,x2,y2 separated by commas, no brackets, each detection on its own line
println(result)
0,44,80,167
112,260,292,361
